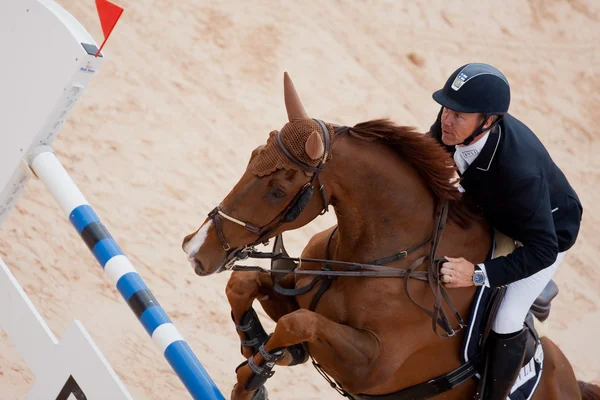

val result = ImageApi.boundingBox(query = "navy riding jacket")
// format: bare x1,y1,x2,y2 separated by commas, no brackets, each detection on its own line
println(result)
428,110,583,287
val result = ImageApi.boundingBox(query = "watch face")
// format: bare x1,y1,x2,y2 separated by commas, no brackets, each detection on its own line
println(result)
473,272,485,285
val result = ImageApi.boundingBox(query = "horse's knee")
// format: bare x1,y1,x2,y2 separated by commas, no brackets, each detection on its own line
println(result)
226,272,261,302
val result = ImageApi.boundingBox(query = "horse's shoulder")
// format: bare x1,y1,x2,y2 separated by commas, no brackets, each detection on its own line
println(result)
301,225,337,260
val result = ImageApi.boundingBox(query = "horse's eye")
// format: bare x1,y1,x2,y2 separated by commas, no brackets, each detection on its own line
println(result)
270,188,287,199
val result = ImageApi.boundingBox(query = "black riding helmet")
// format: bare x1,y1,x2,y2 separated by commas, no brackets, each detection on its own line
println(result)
432,63,511,145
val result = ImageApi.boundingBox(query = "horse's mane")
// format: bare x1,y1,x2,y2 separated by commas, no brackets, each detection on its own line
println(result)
338,118,480,228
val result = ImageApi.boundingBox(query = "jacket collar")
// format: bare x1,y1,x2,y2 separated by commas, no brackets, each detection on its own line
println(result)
468,125,502,172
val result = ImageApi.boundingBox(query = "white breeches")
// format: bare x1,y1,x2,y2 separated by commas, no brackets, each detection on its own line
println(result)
491,252,565,334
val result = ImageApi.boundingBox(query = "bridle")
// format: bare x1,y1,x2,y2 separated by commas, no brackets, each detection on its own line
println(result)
207,118,331,266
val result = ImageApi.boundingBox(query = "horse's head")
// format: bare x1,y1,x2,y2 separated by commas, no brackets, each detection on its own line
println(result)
182,72,335,276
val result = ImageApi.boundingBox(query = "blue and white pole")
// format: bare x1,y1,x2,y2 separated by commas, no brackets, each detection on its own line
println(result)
29,147,225,400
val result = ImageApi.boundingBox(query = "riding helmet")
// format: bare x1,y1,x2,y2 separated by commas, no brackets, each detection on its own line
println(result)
432,63,511,115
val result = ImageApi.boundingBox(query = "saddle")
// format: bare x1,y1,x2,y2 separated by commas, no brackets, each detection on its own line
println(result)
488,229,558,324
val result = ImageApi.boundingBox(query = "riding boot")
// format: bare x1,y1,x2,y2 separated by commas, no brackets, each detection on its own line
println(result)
483,328,528,400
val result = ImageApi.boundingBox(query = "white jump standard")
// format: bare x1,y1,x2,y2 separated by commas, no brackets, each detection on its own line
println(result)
0,0,225,398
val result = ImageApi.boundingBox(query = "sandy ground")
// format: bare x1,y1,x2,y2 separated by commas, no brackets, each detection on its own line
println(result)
1,0,599,399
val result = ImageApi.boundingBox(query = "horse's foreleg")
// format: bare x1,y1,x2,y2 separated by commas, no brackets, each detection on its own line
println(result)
226,271,299,359
231,308,379,400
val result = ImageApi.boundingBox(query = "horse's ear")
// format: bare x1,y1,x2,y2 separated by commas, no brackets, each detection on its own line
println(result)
284,72,309,121
305,130,324,160
248,144,265,166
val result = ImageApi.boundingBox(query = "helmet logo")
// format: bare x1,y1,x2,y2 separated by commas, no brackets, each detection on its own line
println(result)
451,72,468,91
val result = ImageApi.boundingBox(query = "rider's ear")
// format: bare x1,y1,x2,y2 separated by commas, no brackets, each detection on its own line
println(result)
305,130,324,160
483,115,496,130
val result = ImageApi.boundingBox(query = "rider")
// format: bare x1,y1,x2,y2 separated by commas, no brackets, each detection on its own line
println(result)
427,63,583,399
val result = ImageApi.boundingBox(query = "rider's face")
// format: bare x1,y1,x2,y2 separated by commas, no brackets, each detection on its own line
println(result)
440,108,487,146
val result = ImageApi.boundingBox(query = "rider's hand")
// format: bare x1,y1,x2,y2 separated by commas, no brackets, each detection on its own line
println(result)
440,256,475,288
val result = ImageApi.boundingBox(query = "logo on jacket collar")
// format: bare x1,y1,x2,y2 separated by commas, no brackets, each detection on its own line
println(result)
451,72,468,91
461,149,479,160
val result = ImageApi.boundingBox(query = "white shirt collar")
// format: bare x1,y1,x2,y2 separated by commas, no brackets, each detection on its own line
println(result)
453,130,491,174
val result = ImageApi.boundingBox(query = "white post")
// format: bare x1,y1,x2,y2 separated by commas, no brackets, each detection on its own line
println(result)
0,0,133,398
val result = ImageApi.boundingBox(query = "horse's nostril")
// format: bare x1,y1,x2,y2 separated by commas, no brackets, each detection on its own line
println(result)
193,258,204,275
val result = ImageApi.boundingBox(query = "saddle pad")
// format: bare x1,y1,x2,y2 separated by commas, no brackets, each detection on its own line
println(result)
507,342,544,400
461,230,543,400
462,229,514,363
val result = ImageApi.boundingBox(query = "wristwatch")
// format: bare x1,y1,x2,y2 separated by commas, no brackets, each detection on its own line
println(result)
471,269,486,286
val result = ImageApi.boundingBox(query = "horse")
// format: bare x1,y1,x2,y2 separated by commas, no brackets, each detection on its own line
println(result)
181,72,600,400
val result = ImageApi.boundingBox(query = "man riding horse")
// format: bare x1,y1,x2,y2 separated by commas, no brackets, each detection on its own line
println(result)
428,62,584,399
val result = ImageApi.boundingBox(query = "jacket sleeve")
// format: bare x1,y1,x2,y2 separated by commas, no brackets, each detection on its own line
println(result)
483,174,560,287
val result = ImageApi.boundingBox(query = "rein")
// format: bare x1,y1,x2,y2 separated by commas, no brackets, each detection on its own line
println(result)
232,235,432,278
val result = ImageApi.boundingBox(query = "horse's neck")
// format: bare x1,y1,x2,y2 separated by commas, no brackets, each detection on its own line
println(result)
323,137,437,263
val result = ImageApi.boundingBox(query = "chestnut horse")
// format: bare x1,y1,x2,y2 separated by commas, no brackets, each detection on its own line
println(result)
182,73,599,400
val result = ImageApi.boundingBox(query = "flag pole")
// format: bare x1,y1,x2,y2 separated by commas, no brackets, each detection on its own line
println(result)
94,0,124,57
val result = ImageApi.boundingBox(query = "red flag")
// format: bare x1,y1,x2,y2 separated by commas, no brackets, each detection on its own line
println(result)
94,0,124,57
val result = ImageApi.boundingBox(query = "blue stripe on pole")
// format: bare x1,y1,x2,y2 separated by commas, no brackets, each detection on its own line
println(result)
69,204,99,233
164,341,226,400
139,306,172,337
92,238,124,268
116,272,147,301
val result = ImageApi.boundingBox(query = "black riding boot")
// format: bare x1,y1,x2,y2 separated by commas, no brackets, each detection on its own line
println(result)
483,328,528,400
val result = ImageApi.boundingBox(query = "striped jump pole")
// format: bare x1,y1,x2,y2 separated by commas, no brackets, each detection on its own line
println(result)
29,147,226,400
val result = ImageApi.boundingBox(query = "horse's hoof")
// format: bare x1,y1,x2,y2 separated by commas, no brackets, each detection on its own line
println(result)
252,386,268,400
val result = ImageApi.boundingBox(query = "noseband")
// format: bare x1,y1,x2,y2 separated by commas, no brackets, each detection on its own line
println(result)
208,119,331,256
